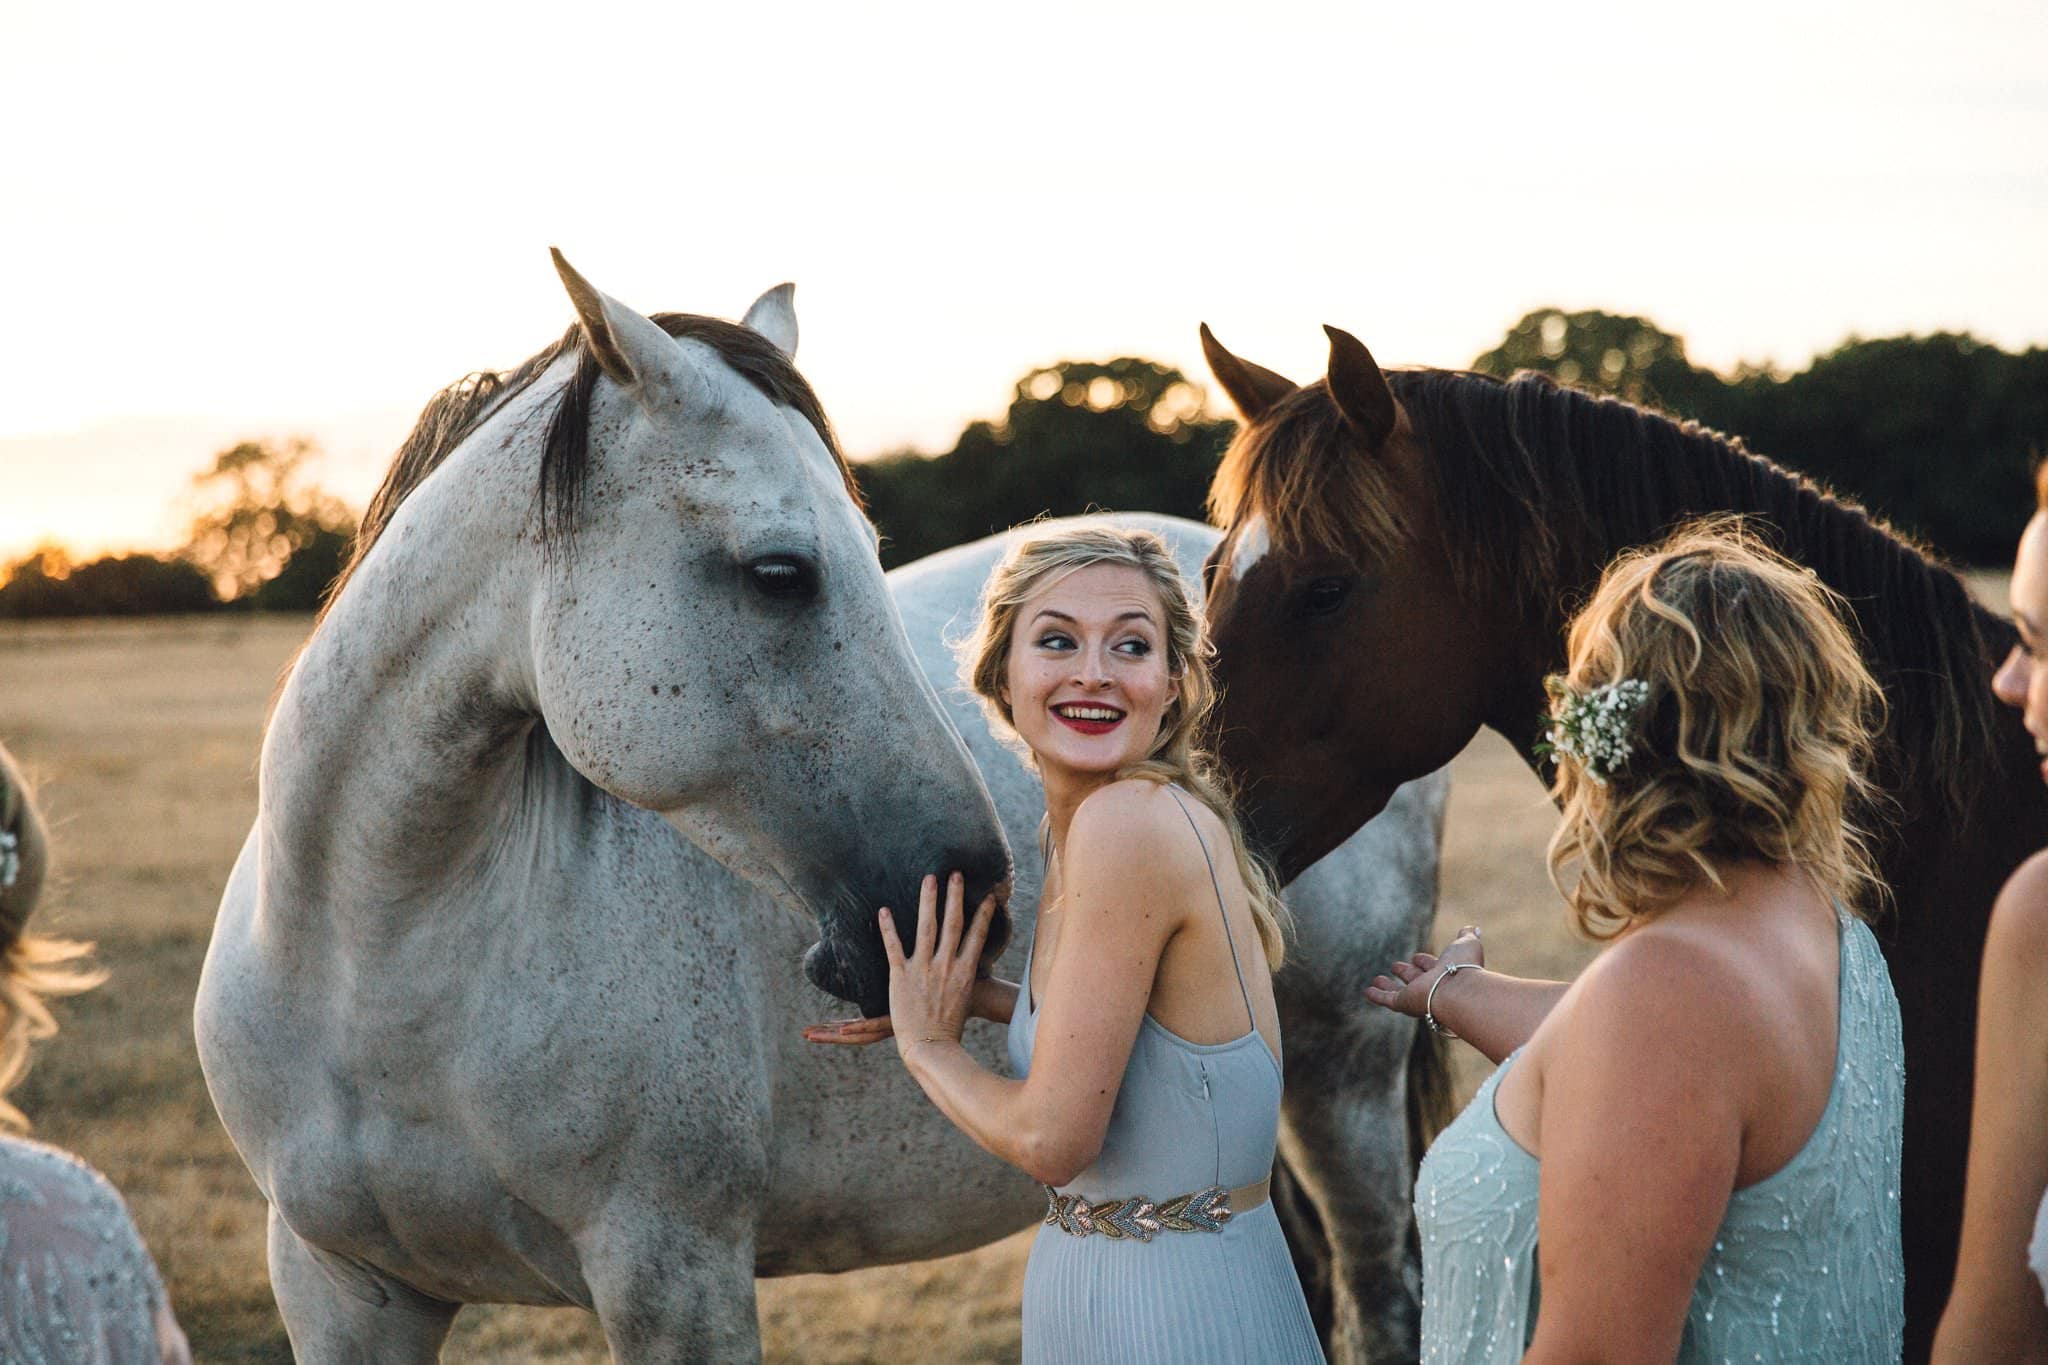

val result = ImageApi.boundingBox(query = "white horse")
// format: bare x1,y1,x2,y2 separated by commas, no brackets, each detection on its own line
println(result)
195,260,1448,1361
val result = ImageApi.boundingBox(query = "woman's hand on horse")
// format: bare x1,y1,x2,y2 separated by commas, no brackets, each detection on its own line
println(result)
801,1015,896,1046
1364,925,1484,1019
803,976,1018,1044
878,871,998,1059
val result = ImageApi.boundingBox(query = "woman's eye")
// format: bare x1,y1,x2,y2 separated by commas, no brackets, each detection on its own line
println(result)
1114,639,1152,657
1037,633,1074,650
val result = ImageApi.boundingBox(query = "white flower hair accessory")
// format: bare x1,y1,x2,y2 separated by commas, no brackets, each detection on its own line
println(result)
1537,677,1652,786
0,830,17,891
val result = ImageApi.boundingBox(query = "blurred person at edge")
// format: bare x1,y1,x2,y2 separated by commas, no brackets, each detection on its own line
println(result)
1368,524,1905,1363
1931,463,2048,1360
0,742,192,1364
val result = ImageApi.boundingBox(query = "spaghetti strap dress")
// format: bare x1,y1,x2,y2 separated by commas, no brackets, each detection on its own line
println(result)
1413,906,1904,1363
1006,787,1324,1364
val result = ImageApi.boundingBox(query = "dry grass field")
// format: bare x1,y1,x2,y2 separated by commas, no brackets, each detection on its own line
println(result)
5,599,1904,1361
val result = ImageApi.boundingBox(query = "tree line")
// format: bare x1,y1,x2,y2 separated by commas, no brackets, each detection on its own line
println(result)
4,310,2041,618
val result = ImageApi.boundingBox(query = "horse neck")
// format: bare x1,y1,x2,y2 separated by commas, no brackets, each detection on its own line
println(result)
1466,384,2008,815
259,389,557,920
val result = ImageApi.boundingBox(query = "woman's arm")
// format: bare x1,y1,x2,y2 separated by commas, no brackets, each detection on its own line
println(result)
887,783,1191,1186
1364,927,1571,1065
1522,938,1749,1363
1933,851,2048,1361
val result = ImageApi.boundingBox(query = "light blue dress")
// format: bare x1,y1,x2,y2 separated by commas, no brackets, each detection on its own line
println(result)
1006,789,1323,1364
1414,909,1904,1363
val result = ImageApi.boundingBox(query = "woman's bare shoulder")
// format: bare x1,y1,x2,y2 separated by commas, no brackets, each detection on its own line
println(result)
1991,849,2048,962
1566,920,1762,1052
1071,779,1186,844
1066,781,1209,887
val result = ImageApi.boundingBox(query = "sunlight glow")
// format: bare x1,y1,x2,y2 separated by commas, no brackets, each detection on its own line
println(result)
3,0,2044,561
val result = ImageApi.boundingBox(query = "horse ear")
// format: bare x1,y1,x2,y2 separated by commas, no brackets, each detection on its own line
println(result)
742,283,799,358
1323,325,1401,447
549,248,676,391
1200,324,1298,422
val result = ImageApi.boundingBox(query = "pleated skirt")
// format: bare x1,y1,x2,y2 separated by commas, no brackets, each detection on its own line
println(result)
1020,1201,1326,1363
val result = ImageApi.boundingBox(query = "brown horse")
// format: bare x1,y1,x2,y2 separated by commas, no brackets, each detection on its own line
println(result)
1195,323,2047,1362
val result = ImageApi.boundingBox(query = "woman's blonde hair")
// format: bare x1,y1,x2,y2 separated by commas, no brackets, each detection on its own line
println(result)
1546,519,1886,938
0,749,105,1133
959,524,1292,967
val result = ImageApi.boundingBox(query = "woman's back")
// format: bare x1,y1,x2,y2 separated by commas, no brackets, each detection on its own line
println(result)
1006,784,1322,1363
1416,904,1905,1362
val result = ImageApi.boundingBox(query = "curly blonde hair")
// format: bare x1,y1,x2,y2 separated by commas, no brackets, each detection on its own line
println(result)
1546,520,1886,938
958,524,1292,967
0,747,105,1134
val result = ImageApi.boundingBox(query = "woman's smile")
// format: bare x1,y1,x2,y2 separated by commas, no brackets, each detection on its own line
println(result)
1051,702,1127,735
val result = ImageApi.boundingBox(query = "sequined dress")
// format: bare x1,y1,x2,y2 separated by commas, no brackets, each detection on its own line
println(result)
1005,789,1323,1364
1413,909,1904,1363
0,1135,189,1364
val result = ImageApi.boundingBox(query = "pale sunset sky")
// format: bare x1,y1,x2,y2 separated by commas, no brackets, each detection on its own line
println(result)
3,0,2044,562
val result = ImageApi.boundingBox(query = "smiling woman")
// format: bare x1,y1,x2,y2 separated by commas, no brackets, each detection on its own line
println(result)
809,523,1321,1363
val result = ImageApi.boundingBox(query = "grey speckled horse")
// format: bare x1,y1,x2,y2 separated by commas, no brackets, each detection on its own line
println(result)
194,254,1446,1359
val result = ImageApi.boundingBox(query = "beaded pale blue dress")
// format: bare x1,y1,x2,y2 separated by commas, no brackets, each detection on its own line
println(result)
1006,789,1323,1364
0,1134,187,1364
1414,908,1904,1363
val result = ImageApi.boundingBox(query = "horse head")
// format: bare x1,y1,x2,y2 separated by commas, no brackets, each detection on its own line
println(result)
1197,324,1505,881
528,254,1013,1014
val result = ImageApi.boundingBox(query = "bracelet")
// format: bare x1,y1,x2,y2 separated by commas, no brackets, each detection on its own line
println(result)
1424,962,1482,1039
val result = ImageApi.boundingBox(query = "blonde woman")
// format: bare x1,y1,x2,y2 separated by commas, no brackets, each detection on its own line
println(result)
805,524,1322,1362
0,741,191,1364
1367,524,1904,1362
1932,463,2048,1359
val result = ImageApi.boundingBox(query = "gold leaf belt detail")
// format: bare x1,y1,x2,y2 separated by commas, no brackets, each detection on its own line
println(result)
1042,1176,1270,1241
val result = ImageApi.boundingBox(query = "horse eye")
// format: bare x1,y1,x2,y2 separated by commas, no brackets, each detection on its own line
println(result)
747,556,817,601
1298,577,1352,616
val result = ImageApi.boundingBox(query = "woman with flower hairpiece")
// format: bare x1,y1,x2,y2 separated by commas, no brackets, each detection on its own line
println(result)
0,741,191,1364
1931,463,2048,1359
1365,521,1905,1362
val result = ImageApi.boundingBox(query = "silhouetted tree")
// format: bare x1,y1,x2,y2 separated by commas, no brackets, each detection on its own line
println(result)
862,358,1229,568
183,437,357,607
0,548,216,618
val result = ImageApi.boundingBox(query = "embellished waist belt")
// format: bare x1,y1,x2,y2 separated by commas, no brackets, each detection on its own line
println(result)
1042,1176,1270,1242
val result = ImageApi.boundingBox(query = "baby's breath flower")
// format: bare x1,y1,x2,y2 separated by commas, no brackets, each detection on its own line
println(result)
1535,678,1651,785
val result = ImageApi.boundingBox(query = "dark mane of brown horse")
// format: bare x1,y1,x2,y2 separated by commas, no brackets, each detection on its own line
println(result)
322,315,857,619
1209,367,2010,826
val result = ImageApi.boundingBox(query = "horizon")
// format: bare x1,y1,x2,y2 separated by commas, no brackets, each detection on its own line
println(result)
6,0,2045,562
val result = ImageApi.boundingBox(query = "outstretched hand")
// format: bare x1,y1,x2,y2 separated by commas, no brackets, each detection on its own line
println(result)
801,1015,896,1047
1365,925,1484,1020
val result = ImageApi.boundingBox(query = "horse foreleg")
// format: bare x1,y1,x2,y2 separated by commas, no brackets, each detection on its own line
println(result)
585,1223,762,1364
268,1207,460,1365
1277,1062,1424,1365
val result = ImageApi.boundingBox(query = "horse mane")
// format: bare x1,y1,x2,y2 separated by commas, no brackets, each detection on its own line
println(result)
323,314,858,618
1209,368,2011,822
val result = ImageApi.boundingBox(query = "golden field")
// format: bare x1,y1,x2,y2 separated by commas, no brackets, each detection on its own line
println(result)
0,607,1795,1362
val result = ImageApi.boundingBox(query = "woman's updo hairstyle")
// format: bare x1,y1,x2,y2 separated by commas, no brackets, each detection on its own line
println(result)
958,523,1292,967
1546,519,1886,938
0,746,104,1133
